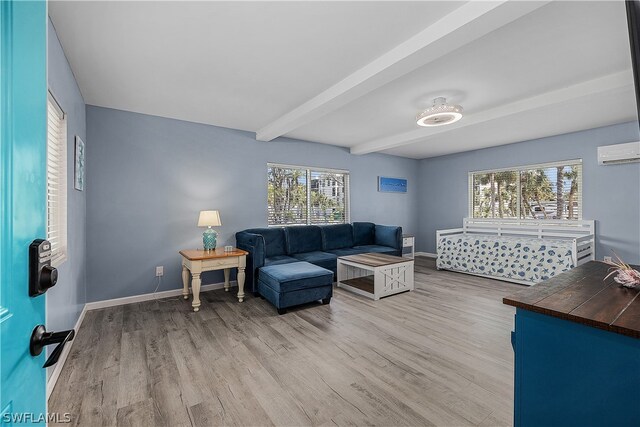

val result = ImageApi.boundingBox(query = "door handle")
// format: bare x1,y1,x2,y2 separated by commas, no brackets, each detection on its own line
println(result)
29,325,75,368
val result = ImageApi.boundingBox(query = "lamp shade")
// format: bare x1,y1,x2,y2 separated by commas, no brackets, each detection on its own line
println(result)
197,210,222,227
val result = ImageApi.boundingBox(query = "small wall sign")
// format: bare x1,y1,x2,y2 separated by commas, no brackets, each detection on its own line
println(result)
378,176,407,193
74,136,85,191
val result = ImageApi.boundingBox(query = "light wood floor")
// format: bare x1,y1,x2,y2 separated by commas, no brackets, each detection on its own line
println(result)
49,257,520,426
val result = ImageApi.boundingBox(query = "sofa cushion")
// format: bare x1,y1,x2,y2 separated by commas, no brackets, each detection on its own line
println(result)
326,247,368,257
291,251,337,271
285,225,323,254
259,262,333,293
321,224,354,250
353,222,375,246
353,245,397,254
264,255,299,267
244,227,287,258
375,224,400,249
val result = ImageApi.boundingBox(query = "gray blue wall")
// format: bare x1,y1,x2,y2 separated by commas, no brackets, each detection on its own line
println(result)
417,122,640,264
46,20,86,332
85,106,419,302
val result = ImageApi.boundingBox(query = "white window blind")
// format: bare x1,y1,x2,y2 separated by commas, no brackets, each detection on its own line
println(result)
469,160,583,220
267,163,350,226
47,92,67,265
310,170,349,224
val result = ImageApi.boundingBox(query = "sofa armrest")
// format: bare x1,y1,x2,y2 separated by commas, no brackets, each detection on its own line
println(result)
236,231,265,264
374,225,403,251
235,231,266,293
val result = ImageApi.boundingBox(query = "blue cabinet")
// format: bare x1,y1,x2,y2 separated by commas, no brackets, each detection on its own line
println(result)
505,262,640,425
512,309,640,426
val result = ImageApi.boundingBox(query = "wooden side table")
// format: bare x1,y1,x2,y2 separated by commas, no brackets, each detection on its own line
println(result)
179,248,248,312
402,234,415,259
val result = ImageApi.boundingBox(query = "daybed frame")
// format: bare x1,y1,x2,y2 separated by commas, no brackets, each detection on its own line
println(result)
436,218,596,285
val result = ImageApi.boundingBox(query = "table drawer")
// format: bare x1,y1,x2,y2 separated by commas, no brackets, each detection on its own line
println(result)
402,237,413,246
201,258,238,270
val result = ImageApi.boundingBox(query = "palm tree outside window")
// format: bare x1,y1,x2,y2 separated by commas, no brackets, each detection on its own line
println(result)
470,160,582,220
268,163,350,226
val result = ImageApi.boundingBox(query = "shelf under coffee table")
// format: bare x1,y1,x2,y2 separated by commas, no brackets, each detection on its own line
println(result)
336,253,414,300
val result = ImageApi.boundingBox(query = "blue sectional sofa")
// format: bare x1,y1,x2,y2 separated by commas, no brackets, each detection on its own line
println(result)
236,222,403,294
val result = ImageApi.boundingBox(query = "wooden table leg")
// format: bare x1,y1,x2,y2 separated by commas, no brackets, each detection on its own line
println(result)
191,273,201,312
181,264,190,300
236,255,246,303
223,268,230,292
237,267,246,303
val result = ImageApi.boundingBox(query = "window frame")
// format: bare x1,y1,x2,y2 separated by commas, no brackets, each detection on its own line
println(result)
468,159,583,221
267,162,350,226
47,91,68,266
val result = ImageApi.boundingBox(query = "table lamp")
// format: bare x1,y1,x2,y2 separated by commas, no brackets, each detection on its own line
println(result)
198,210,221,250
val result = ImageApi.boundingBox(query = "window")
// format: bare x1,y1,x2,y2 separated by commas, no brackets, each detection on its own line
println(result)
267,163,349,226
469,160,582,220
47,93,67,265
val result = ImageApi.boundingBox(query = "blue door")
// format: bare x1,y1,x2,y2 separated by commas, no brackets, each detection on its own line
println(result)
1,0,48,424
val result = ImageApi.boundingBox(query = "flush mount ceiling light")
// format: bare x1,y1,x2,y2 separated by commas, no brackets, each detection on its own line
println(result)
416,97,463,127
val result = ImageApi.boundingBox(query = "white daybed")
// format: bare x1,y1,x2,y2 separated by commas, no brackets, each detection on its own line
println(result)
436,218,595,285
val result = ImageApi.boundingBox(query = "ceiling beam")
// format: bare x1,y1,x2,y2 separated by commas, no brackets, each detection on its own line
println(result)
255,0,550,142
350,70,634,155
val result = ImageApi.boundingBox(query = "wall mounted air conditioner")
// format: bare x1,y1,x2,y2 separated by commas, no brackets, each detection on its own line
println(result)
597,141,640,165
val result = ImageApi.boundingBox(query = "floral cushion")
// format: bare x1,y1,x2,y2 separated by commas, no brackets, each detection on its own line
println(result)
437,234,575,283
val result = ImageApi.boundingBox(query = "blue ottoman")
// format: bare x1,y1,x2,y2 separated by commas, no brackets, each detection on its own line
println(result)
258,261,333,315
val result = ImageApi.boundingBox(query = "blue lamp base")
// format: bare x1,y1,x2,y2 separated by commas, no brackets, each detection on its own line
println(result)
203,227,218,250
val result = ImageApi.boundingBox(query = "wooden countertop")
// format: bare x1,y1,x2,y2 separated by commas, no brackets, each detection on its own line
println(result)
179,248,248,261
503,261,640,339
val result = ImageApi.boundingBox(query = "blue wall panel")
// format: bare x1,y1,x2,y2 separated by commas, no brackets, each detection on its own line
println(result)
418,122,640,263
46,20,87,337
85,106,419,302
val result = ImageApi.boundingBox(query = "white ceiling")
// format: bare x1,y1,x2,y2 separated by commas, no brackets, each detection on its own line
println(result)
49,1,637,159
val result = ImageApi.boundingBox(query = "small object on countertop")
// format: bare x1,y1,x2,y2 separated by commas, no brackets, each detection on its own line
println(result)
224,245,233,252
603,252,640,289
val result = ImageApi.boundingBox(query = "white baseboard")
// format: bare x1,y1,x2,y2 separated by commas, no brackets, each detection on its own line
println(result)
47,304,87,399
415,252,437,258
84,280,237,310
47,279,237,400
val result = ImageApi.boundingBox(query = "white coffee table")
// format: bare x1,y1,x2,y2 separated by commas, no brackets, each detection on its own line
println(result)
337,253,414,300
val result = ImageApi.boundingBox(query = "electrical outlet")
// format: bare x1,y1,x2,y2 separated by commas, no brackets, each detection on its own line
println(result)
155,266,164,277
604,256,613,263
